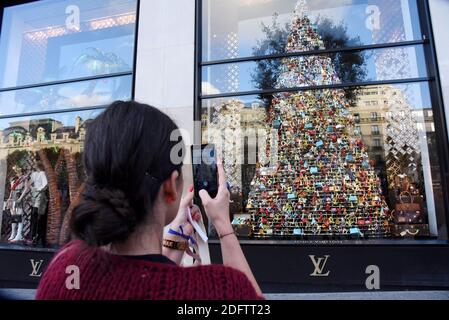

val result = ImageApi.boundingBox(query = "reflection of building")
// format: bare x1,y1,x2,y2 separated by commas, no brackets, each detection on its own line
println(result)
204,101,267,188
352,85,435,196
207,100,244,194
203,102,267,214
241,104,267,137
240,105,267,212
351,86,390,167
0,116,89,154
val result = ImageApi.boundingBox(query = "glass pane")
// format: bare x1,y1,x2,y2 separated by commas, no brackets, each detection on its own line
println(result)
202,45,427,95
0,0,137,88
202,0,422,61
0,75,132,116
201,82,447,240
0,109,103,247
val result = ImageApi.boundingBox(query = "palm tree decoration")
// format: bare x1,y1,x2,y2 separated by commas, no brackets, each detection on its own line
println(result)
37,148,63,246
71,47,131,99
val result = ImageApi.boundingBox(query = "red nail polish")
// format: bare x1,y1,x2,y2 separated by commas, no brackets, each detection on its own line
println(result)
189,185,194,193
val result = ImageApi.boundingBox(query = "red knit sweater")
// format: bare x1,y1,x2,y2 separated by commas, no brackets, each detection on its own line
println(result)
36,240,262,300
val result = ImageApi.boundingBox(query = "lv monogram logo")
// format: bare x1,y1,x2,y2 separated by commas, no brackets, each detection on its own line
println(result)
309,255,331,277
30,259,44,278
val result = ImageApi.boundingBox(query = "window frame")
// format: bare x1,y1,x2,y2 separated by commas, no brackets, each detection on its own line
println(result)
0,0,140,249
371,125,380,135
0,0,141,119
194,0,449,243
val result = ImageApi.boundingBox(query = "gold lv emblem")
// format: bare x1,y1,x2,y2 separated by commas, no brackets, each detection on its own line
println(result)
30,259,44,278
309,255,331,277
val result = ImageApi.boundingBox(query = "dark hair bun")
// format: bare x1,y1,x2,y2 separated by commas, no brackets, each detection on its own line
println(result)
71,185,136,246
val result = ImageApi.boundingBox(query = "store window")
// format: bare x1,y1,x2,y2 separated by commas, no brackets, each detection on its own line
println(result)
0,0,138,248
0,0,137,88
199,0,448,240
0,75,132,117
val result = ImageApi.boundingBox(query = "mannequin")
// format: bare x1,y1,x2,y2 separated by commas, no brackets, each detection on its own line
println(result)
6,166,29,243
27,161,48,246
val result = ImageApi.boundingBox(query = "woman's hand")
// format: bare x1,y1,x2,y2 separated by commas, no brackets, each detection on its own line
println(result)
199,163,263,296
164,186,202,266
169,185,202,237
199,163,233,236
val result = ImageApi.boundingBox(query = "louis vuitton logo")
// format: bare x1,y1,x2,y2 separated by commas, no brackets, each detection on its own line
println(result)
309,255,331,277
30,259,44,278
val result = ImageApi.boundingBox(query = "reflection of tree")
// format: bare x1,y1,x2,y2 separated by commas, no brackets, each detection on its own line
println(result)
251,14,287,106
251,14,367,105
317,18,366,85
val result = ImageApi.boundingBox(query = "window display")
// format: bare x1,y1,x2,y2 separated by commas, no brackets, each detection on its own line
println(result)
0,110,103,247
200,0,447,240
0,0,137,88
0,0,137,249
247,86,391,238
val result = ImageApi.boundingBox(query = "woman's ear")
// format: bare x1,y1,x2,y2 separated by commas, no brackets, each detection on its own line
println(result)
162,170,181,204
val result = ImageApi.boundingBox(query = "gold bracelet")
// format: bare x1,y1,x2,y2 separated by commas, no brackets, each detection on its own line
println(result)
163,239,188,251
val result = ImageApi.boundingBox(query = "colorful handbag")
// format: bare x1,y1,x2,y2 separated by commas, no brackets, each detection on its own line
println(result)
273,119,282,129
394,192,424,224
310,167,318,174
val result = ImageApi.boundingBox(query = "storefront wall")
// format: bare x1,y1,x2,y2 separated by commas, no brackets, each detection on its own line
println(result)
0,0,448,292
195,0,449,292
135,0,449,292
134,0,196,189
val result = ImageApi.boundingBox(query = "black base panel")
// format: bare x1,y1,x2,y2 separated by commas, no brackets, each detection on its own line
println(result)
209,242,449,293
1,242,449,293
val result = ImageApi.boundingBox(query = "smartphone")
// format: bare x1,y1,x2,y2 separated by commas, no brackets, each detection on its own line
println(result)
191,144,218,199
